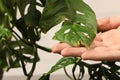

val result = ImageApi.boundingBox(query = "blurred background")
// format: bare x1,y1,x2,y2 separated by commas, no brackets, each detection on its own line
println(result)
3,0,120,80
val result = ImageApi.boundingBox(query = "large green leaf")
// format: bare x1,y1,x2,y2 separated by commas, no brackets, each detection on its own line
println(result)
39,0,76,33
17,0,41,26
70,0,97,32
40,0,97,47
53,0,97,47
24,5,41,27
53,23,95,47
16,0,41,42
40,0,97,32
17,0,30,17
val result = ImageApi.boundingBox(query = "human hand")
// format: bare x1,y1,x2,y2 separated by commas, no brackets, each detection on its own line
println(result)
52,16,120,61
97,16,120,31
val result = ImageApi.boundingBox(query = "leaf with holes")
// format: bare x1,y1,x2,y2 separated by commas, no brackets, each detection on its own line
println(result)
39,57,76,79
53,23,95,47
17,0,30,16
48,57,76,74
53,0,97,47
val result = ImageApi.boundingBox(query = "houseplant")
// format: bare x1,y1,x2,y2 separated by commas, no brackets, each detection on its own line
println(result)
0,0,120,80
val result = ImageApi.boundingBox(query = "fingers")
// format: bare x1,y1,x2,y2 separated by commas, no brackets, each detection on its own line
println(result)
61,47,87,57
52,43,71,53
81,47,120,61
52,43,120,61
97,17,111,31
97,16,120,31
52,43,87,57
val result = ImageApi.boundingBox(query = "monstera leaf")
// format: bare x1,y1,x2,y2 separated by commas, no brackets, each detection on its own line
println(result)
17,0,30,17
40,0,97,47
39,57,77,80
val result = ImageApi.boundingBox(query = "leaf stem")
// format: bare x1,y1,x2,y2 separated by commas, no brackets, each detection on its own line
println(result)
12,34,28,76
27,45,38,80
35,43,52,52
12,29,52,53
72,64,77,80
64,67,74,80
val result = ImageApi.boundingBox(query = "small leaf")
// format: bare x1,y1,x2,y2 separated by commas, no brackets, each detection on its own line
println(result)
48,57,76,74
0,15,12,43
0,26,12,43
39,57,76,80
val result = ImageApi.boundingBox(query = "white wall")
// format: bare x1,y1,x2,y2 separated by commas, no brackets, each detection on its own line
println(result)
85,0,120,18
3,0,120,80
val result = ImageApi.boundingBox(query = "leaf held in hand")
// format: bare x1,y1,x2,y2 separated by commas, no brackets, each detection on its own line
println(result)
53,0,97,47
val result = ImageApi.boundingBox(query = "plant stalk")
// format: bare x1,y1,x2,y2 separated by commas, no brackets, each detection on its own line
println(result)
12,34,28,76
64,67,74,80
27,45,38,80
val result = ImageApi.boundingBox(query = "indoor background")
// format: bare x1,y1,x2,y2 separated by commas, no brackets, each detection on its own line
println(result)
3,0,120,80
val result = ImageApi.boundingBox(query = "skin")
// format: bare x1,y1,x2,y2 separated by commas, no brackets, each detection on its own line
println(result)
52,16,120,61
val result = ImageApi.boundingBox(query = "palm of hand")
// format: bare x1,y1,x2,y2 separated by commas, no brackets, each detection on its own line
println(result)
52,27,120,61
85,27,120,61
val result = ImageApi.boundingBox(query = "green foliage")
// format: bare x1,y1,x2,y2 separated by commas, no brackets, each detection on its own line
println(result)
48,57,77,73
0,0,120,80
39,57,77,80
53,23,95,47
40,58,120,80
40,0,97,47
